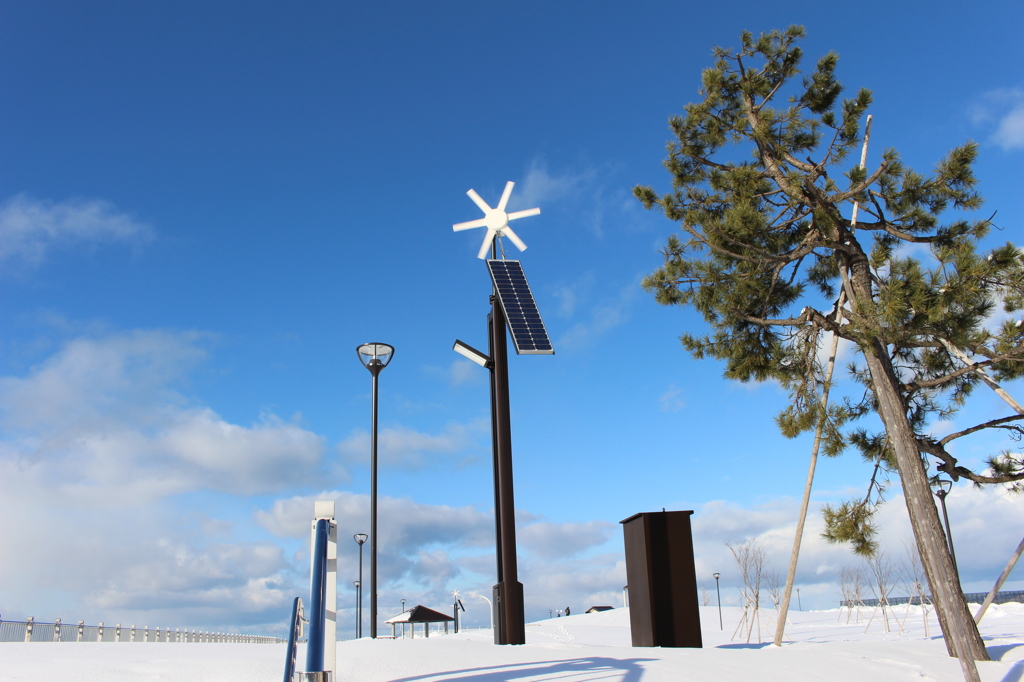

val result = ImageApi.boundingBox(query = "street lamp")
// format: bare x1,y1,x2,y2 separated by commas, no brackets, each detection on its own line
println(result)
353,534,367,638
797,587,802,611
476,593,493,630
932,477,959,579
713,573,722,630
399,593,407,638
353,581,361,639
357,342,394,639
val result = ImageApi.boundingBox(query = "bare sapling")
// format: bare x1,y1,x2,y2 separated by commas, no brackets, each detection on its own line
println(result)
839,566,867,624
901,540,932,638
728,539,770,643
864,551,899,634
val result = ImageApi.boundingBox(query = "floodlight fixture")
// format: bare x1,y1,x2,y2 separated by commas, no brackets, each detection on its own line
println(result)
453,339,491,368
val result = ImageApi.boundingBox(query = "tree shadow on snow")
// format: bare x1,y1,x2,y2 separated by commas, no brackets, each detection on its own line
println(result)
715,642,774,650
387,656,657,682
989,643,1024,662
999,660,1024,682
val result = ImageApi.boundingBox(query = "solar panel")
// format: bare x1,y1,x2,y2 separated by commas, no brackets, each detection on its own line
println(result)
486,259,554,355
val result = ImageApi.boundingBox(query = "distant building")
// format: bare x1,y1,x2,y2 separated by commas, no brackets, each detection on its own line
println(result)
585,606,614,613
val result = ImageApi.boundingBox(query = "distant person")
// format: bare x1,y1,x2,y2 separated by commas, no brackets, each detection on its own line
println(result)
565,606,570,616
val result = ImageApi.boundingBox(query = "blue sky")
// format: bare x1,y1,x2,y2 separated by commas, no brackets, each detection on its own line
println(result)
2,1,1022,636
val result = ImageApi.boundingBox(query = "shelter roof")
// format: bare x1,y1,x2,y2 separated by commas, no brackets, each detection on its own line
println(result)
384,605,454,624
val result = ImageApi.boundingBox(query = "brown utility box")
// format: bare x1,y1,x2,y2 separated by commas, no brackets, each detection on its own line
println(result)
620,510,702,648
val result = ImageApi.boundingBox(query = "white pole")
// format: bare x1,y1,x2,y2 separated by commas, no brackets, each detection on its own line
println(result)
313,501,337,675
774,116,871,648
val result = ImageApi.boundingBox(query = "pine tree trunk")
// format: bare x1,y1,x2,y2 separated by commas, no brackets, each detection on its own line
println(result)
860,341,988,676
842,247,988,681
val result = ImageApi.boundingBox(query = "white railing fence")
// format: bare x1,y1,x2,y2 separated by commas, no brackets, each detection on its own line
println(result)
0,615,284,644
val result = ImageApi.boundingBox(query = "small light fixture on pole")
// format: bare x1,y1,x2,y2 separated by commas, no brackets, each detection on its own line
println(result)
797,587,802,611
932,477,959,579
713,573,722,630
353,534,367,638
356,342,394,640
352,581,361,639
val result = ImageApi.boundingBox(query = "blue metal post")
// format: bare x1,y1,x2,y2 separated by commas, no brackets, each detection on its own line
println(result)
283,597,303,682
305,519,329,673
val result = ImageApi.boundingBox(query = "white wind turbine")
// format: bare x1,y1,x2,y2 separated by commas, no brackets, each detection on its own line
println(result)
452,181,541,259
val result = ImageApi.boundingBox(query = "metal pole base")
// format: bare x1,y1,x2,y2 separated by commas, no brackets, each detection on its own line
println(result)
295,673,333,682
494,580,525,645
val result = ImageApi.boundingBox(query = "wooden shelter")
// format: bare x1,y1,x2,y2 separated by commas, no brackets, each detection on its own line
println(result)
384,605,454,638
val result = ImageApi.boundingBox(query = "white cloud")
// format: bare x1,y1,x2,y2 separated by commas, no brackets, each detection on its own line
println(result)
555,280,638,351
514,158,642,240
0,329,336,628
335,420,487,470
0,330,329,505
550,272,596,318
660,384,686,412
513,160,598,215
0,193,154,267
253,491,629,624
518,520,615,559
970,87,1024,152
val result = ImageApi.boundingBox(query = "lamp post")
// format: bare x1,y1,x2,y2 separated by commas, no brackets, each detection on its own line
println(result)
357,343,394,639
353,534,367,638
352,581,361,639
474,593,493,631
713,573,722,630
797,587,802,611
932,477,959,579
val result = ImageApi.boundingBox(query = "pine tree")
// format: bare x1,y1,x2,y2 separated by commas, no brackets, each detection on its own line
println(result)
635,26,1024,678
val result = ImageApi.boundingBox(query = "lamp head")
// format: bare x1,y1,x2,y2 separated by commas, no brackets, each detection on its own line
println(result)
713,573,720,579
354,533,368,545
932,477,953,495
357,343,394,374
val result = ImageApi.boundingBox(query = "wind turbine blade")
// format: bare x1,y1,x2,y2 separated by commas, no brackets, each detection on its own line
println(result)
466,189,492,214
502,226,528,252
507,207,541,221
477,230,496,259
453,218,488,232
496,181,515,211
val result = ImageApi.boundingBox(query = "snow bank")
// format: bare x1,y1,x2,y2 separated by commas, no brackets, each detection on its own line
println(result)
1,606,1021,681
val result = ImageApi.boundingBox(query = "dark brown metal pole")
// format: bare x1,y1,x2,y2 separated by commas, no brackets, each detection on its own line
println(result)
490,291,525,645
487,312,506,644
369,366,380,639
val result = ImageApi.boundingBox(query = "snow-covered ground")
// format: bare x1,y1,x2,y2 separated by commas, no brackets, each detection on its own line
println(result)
2,604,1022,681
